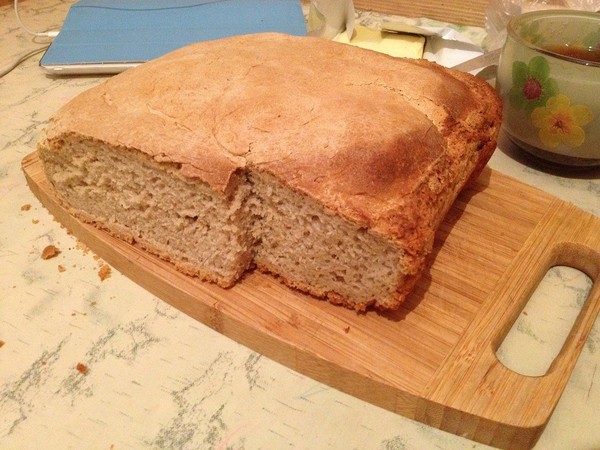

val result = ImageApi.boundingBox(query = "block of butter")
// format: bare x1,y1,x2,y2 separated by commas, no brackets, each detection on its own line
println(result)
333,25,425,59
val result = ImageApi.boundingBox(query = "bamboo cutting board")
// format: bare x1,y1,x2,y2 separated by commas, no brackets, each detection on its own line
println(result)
353,0,488,26
22,152,600,449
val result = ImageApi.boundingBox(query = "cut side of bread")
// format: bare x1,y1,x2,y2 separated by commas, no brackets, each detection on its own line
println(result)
38,33,502,311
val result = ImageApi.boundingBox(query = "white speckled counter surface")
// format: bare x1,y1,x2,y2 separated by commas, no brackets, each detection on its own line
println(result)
1,2,599,449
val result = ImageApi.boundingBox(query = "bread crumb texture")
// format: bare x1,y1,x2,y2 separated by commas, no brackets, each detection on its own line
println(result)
98,264,111,281
38,34,501,311
41,244,60,260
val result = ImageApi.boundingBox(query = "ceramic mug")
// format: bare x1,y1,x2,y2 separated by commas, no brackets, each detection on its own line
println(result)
496,10,600,167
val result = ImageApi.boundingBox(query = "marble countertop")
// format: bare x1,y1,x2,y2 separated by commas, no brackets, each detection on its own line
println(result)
1,1,599,449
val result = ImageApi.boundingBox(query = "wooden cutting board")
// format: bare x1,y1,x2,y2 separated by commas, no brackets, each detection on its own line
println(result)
353,0,488,26
22,151,600,449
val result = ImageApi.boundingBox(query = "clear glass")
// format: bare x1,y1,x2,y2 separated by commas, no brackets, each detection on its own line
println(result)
496,11,600,168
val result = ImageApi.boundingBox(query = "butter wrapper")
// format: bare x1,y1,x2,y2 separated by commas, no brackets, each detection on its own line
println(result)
307,0,355,39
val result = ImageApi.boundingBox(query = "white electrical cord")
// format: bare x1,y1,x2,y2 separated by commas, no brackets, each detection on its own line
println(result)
13,0,60,38
1,1,60,77
0,45,50,78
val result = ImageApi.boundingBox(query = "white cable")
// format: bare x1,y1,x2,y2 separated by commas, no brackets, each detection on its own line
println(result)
13,0,59,38
0,45,50,78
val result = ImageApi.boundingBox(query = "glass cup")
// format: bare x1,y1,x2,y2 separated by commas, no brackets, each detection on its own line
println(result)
496,10,600,168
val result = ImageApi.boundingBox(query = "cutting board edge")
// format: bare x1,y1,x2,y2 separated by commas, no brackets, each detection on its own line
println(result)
417,199,600,449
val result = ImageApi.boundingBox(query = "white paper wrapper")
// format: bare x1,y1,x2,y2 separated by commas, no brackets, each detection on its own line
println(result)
307,0,355,39
484,0,600,50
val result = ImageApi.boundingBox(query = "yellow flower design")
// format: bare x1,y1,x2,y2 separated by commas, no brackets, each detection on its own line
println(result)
531,94,593,148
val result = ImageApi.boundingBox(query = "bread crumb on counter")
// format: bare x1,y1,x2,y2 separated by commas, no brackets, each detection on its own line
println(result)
76,362,89,375
21,204,31,211
58,264,66,272
98,264,111,281
0,340,5,348
41,244,60,260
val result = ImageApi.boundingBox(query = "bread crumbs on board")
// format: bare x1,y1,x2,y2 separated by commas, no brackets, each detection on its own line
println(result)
76,240,91,255
76,362,89,375
21,204,31,211
41,244,60,260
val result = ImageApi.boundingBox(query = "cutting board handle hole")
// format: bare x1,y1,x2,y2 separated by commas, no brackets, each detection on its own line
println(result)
495,265,593,377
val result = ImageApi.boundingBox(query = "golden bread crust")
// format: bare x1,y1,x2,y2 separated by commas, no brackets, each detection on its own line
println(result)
40,33,502,310
44,33,500,249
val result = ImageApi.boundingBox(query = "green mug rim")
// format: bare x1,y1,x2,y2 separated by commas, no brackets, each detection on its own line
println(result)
507,10,600,68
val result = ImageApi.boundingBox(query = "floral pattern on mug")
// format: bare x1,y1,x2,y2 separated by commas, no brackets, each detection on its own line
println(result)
518,21,544,46
531,94,593,148
509,56,558,113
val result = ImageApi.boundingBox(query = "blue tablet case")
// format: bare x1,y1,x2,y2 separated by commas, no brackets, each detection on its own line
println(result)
40,0,307,73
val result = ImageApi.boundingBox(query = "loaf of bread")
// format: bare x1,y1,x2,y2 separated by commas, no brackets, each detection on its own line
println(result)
38,33,502,311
